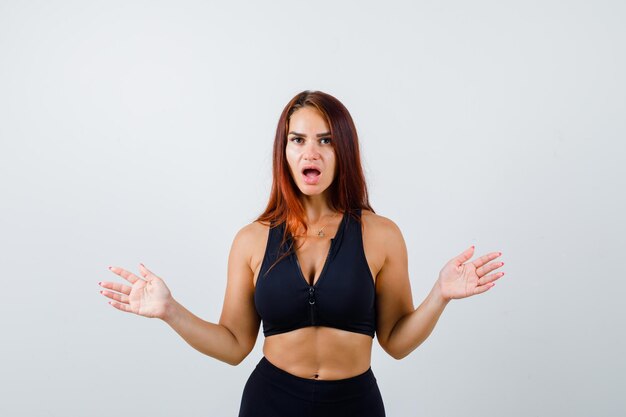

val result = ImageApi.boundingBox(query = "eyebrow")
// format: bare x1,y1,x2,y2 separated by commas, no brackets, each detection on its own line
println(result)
287,131,331,137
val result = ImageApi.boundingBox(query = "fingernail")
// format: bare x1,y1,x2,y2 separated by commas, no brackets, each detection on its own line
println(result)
98,281,101,286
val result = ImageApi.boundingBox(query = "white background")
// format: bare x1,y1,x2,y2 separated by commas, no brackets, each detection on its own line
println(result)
1,1,624,416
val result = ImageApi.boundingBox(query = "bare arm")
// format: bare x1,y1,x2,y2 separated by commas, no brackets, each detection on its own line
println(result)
101,223,261,366
162,224,261,365
160,299,246,365
374,217,449,359
374,217,504,359
385,283,449,360
388,246,505,359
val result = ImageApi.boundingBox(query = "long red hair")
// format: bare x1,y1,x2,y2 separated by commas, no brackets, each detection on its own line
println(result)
255,90,374,272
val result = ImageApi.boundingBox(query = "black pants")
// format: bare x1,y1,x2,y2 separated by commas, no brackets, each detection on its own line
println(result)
238,356,386,417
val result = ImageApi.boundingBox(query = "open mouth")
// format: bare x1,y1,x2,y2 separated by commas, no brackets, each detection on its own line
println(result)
302,168,321,177
301,167,322,185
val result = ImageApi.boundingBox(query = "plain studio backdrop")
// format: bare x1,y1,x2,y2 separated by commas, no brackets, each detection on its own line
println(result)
1,1,624,416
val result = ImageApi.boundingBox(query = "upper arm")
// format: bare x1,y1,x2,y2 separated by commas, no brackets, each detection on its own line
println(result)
218,223,262,361
374,217,415,354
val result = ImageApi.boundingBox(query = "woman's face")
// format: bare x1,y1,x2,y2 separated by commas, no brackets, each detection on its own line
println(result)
285,106,336,197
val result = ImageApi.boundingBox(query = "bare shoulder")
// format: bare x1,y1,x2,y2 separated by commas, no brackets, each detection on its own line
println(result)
360,209,403,240
359,209,405,278
231,220,270,250
236,219,269,238
230,220,271,274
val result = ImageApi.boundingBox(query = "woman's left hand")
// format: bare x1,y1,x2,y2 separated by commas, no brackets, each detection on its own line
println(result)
437,246,505,301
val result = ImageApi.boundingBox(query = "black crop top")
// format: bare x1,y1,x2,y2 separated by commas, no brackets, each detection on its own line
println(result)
254,209,377,338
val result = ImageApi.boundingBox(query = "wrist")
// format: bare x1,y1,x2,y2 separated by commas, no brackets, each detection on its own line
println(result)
161,297,181,324
432,281,450,305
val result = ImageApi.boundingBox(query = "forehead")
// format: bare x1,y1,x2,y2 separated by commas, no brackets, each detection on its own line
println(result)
288,106,329,134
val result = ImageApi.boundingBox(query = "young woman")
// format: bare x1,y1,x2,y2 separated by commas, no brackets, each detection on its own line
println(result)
99,90,505,416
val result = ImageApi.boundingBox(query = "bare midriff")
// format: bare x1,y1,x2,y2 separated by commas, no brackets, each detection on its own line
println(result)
263,327,373,380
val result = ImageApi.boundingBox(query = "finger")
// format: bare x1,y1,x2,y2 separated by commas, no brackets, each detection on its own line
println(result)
453,245,475,267
139,263,159,281
108,300,133,313
138,263,157,282
109,266,143,285
471,251,502,269
100,289,130,304
473,282,496,295
476,261,504,278
477,271,505,286
98,281,131,295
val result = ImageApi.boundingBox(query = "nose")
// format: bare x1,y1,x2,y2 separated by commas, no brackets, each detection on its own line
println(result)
304,153,320,162
303,141,321,161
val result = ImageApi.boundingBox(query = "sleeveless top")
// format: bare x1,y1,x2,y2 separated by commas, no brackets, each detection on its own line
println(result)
254,208,377,338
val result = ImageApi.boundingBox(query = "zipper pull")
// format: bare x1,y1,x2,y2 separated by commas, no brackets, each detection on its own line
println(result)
308,286,316,324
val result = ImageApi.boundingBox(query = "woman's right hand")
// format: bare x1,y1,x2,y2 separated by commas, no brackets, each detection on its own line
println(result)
99,263,174,320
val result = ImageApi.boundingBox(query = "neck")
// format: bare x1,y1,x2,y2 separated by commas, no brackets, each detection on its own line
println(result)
299,195,336,224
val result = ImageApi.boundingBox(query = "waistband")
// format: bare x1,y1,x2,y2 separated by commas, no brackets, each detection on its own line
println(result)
254,356,377,403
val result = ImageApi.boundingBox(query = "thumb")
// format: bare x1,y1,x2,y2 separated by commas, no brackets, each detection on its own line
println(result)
453,245,475,267
138,263,157,281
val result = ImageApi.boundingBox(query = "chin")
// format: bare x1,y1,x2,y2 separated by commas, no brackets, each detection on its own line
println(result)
304,188,334,199
299,190,325,196
296,183,327,194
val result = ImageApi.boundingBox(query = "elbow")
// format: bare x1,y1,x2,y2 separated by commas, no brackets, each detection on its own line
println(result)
391,343,424,360
381,339,412,360
380,342,404,361
229,345,254,366
225,350,247,366
223,354,244,367
387,349,405,361
392,351,408,360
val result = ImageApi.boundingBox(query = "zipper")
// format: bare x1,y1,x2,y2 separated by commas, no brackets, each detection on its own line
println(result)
294,242,334,326
293,239,334,288
308,286,316,324
295,255,318,325
291,211,346,326
291,210,345,288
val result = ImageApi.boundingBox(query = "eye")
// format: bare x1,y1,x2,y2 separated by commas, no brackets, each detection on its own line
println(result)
289,137,303,144
320,137,332,145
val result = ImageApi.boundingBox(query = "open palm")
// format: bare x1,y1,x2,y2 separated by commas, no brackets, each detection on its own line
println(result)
99,263,173,319
438,246,505,301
